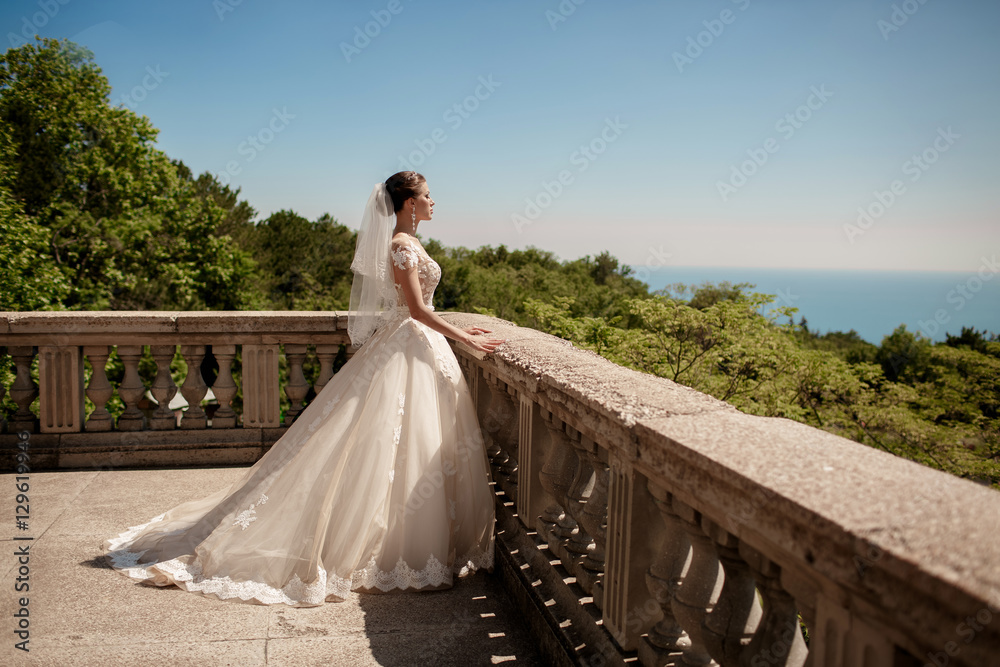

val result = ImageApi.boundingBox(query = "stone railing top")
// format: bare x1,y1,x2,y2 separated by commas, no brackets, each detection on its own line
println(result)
442,312,737,422
0,310,347,344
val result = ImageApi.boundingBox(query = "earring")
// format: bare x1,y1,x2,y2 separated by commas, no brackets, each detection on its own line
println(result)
411,206,416,226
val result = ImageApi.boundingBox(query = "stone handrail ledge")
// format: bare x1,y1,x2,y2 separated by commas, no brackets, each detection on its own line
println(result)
443,311,1000,667
1,310,999,666
0,310,348,344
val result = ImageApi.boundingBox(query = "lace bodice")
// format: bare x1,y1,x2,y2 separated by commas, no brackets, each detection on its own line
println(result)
390,235,441,310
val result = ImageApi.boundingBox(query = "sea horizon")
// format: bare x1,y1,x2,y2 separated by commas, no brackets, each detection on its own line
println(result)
637,265,1000,345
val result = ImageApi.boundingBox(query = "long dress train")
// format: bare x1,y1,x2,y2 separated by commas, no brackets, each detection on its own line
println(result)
103,234,495,606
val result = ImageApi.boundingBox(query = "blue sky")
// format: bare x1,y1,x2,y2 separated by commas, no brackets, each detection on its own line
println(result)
3,0,998,271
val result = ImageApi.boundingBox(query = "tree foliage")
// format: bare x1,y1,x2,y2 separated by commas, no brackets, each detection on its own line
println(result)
0,38,256,310
0,122,68,310
247,209,355,310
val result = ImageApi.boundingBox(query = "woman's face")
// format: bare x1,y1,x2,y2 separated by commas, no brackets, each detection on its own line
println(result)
412,184,435,222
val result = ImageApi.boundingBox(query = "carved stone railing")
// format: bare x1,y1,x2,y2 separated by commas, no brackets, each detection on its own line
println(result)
441,312,1000,667
2,311,999,667
0,311,350,468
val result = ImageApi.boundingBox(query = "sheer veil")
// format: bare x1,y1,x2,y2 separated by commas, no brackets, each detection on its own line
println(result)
348,182,398,347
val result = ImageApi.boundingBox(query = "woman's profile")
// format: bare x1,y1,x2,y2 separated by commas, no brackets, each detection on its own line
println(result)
104,171,505,606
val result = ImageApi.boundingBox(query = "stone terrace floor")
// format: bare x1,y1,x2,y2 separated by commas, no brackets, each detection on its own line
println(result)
1,467,545,666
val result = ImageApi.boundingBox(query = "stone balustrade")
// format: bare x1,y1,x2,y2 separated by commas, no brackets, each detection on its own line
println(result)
2,311,999,667
445,312,1000,667
0,311,350,468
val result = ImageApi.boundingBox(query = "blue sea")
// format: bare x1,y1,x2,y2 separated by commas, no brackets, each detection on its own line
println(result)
640,267,1000,344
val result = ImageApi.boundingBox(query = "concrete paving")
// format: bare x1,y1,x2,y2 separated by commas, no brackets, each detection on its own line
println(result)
0,468,545,666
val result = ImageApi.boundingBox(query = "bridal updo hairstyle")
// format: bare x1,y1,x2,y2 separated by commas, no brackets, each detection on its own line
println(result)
384,171,426,213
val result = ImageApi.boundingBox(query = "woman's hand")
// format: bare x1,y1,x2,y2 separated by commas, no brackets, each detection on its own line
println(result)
462,326,505,354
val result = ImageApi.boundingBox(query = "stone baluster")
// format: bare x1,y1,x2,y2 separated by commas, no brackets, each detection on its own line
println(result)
8,346,38,433
148,345,178,430
639,483,693,666
479,382,507,472
313,344,339,394
283,344,309,423
242,344,280,428
476,371,502,464
602,455,663,651
178,345,208,429
516,394,552,531
671,497,723,667
39,346,84,432
575,442,608,597
546,423,585,562
482,377,511,468
561,428,595,568
456,353,473,387
701,518,763,666
810,593,893,666
84,346,114,431
500,384,520,487
116,345,146,431
481,372,519,494
537,408,580,548
211,344,238,428
739,545,808,667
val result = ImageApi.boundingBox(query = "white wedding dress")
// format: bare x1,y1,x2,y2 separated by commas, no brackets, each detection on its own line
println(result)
104,235,495,606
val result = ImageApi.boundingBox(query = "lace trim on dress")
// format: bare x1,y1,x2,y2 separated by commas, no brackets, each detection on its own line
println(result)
390,240,419,270
389,236,441,310
106,512,493,606
233,493,269,530
435,347,460,383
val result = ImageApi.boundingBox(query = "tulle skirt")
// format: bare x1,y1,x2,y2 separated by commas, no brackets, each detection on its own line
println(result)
104,312,495,607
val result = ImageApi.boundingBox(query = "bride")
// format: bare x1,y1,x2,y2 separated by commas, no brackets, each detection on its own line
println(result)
104,171,505,606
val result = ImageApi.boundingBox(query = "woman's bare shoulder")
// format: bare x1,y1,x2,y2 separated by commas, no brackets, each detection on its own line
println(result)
391,232,417,246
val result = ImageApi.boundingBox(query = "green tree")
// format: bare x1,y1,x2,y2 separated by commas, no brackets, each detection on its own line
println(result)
249,209,355,310
945,326,996,355
0,121,68,310
0,37,255,310
877,325,931,383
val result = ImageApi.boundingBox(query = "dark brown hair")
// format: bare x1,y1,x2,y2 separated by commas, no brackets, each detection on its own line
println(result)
384,171,426,213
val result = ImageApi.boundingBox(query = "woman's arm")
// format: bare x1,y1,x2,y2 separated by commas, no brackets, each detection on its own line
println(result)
391,240,504,353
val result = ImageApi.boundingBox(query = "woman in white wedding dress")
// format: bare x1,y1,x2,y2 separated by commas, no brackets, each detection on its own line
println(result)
104,171,504,606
